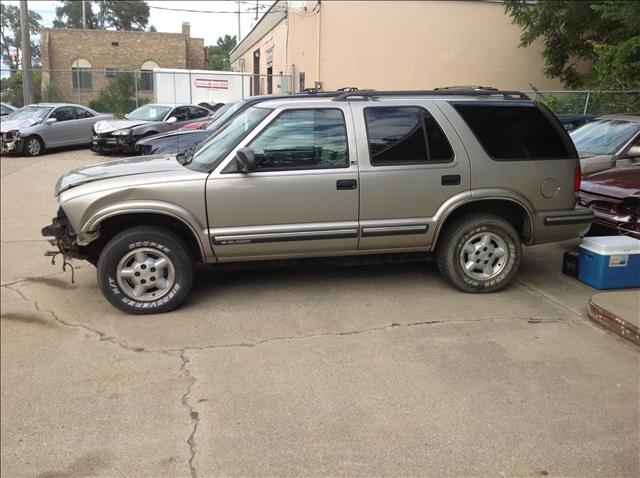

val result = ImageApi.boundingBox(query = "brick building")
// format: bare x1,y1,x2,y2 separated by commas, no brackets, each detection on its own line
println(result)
40,23,206,104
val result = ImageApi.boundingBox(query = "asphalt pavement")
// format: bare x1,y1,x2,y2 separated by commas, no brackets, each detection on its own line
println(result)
1,148,638,477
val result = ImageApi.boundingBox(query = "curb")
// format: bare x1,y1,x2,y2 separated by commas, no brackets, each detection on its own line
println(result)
588,298,640,347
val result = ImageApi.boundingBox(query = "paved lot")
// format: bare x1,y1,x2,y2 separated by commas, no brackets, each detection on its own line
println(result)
1,148,638,477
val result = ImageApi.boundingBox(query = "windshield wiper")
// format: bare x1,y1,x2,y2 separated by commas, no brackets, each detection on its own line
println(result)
176,144,197,166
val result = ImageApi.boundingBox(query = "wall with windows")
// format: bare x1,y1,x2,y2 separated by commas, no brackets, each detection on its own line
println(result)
40,25,205,104
231,0,564,92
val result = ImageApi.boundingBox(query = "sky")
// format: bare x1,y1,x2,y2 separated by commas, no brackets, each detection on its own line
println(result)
1,0,275,46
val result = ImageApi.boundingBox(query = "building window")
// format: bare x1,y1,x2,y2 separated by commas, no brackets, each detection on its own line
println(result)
105,67,117,77
71,58,92,91
140,60,160,92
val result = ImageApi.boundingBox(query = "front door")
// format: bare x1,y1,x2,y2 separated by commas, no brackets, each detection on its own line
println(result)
45,106,80,146
351,101,471,250
206,104,359,260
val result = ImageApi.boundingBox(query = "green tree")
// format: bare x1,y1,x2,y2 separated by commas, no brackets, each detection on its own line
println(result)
0,3,42,72
0,70,42,106
53,0,149,31
88,72,147,116
505,0,640,89
207,35,237,71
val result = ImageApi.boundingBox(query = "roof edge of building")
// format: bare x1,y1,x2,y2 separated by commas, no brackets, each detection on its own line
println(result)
40,27,203,41
229,0,287,64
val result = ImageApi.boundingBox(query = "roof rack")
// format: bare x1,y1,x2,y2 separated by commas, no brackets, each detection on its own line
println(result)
332,89,530,101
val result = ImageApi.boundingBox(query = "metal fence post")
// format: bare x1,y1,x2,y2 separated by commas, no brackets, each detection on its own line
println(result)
583,91,591,115
134,70,139,108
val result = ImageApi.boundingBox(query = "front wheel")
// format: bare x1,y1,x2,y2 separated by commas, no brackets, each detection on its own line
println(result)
23,135,45,156
97,226,194,314
436,214,521,293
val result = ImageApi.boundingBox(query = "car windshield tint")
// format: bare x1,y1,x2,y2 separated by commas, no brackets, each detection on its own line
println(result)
8,106,52,122
570,119,640,156
190,106,272,169
128,104,171,122
205,100,247,131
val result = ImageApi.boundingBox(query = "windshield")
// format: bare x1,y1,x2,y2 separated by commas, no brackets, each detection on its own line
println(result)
205,99,248,131
571,119,640,156
208,102,233,122
7,106,52,122
189,106,272,170
127,104,171,122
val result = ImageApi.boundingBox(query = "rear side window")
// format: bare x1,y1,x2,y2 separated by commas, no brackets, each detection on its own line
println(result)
365,107,453,166
453,104,571,160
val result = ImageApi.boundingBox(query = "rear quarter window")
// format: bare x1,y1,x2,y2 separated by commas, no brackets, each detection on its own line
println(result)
453,104,572,160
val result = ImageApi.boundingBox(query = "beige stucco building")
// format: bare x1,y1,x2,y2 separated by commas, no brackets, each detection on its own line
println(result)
230,0,562,94
40,23,206,103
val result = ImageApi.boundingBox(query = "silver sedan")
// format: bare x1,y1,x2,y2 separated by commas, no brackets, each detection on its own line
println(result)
0,103,114,156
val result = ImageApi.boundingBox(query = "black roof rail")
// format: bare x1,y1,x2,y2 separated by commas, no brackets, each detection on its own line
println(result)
332,89,530,101
434,85,498,91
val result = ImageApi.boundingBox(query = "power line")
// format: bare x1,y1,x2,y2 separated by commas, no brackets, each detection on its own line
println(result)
147,4,279,14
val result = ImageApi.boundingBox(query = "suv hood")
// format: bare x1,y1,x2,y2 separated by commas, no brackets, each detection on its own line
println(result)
0,118,40,132
93,119,152,134
55,155,183,195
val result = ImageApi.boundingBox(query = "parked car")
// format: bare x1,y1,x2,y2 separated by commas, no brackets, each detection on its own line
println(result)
1,103,113,156
579,165,640,239
556,114,595,132
42,88,592,314
1,102,17,116
91,103,212,154
135,92,349,156
570,114,640,174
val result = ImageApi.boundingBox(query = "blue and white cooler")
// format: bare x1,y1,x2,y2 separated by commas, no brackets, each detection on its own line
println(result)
578,236,640,289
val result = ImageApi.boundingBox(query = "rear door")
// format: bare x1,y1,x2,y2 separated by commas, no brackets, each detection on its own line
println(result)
351,100,470,250
206,104,359,259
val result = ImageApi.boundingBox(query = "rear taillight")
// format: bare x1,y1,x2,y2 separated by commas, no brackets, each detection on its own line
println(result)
574,166,581,193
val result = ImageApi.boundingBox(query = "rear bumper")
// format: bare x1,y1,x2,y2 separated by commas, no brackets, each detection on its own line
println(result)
530,207,593,245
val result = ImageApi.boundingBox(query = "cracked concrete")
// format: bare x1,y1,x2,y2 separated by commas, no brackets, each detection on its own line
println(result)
2,150,639,477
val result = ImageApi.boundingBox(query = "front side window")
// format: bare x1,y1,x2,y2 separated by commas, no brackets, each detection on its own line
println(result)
365,107,453,166
127,104,171,122
188,106,209,119
248,108,349,171
170,106,191,121
51,107,78,122
190,106,272,170
570,119,640,156
454,104,572,160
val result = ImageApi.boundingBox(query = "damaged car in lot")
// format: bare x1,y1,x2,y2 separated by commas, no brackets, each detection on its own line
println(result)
42,88,592,314
91,103,212,154
1,103,113,156
579,164,640,239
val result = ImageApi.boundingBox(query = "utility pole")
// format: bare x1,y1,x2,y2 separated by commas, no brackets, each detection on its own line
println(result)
237,0,242,42
82,0,87,29
19,0,33,105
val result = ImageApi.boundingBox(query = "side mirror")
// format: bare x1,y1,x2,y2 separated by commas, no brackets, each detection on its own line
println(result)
625,145,640,159
236,147,256,173
167,116,178,124
123,113,129,119
45,117,57,124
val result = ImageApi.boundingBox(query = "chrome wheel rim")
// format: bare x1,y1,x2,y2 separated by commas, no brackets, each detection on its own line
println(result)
459,232,508,281
27,138,40,155
116,248,175,301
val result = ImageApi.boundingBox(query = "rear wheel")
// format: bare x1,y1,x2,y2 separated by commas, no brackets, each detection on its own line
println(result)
24,135,44,156
436,214,521,293
97,226,194,314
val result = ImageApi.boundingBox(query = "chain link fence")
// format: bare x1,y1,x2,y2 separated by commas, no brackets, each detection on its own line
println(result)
1,69,294,116
525,90,640,116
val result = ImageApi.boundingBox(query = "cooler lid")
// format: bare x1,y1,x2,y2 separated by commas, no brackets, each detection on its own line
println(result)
580,236,640,255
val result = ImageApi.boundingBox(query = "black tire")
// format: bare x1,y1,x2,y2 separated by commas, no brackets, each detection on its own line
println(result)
97,226,194,314
23,135,45,157
436,214,521,293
